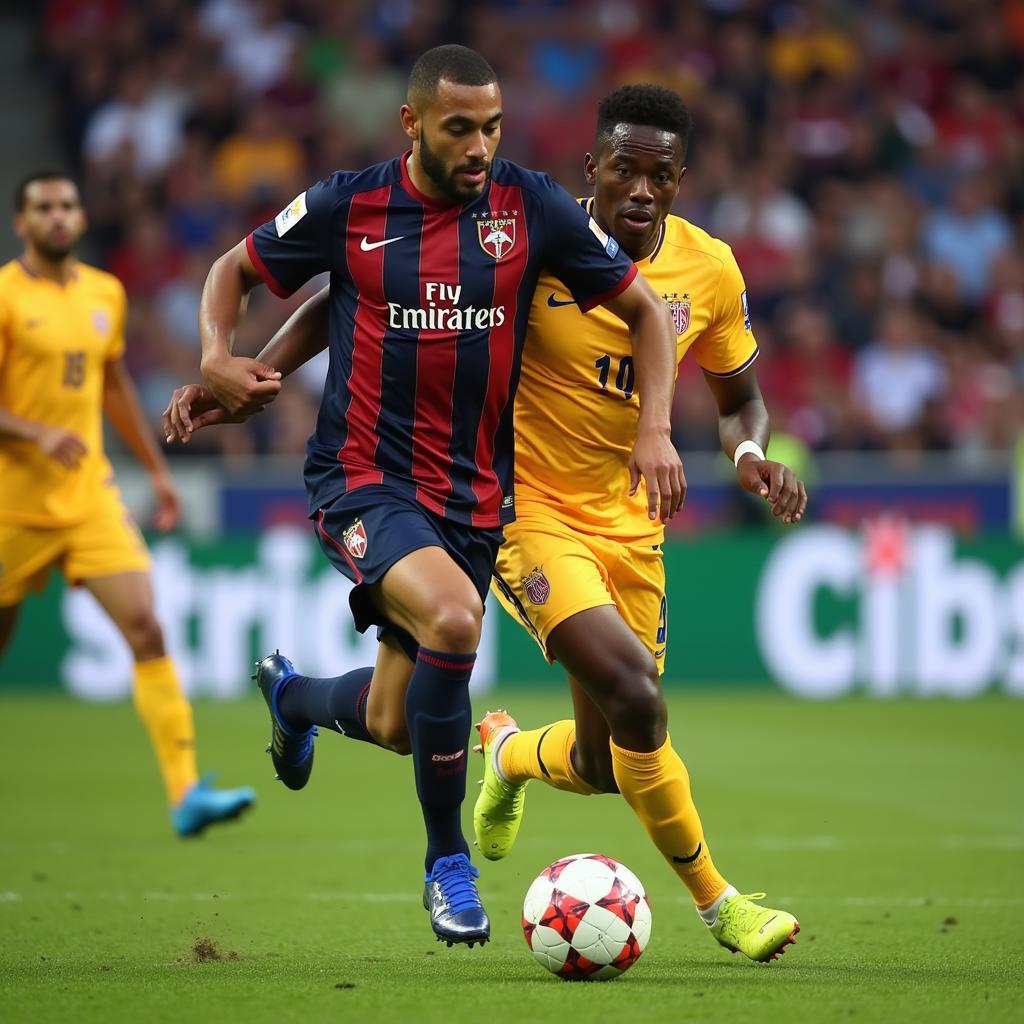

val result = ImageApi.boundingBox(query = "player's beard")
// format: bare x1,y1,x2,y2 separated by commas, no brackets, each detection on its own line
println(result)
34,231,78,261
419,130,490,204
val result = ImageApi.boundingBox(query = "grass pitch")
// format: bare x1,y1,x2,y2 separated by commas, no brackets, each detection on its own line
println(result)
1,689,1022,1023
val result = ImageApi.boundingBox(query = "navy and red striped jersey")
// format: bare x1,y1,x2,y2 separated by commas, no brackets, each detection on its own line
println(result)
247,152,637,528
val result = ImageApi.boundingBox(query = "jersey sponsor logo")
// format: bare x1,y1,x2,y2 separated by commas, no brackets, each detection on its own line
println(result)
360,235,405,251
275,191,308,236
522,566,550,605
91,309,110,335
588,216,620,258
662,292,690,335
342,518,368,559
546,292,576,308
475,212,517,260
741,289,751,331
387,280,506,331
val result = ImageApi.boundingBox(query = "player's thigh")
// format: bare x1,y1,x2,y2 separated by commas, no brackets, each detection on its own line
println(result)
364,634,416,752
567,675,617,793
607,544,668,676
492,516,615,664
0,521,64,610
315,489,491,653
373,545,484,651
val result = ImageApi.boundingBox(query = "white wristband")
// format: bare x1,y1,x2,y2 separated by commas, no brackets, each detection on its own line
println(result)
733,440,766,467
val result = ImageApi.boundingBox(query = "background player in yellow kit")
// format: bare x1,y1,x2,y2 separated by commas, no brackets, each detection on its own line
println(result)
477,85,807,962
162,85,806,958
0,172,254,836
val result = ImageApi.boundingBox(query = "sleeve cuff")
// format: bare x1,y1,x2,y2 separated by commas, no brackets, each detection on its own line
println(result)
245,233,292,299
700,346,759,378
577,262,638,313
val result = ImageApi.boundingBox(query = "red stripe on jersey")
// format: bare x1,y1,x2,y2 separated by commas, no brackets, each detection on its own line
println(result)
337,186,391,490
470,183,528,526
245,233,291,298
578,261,637,313
411,204,462,513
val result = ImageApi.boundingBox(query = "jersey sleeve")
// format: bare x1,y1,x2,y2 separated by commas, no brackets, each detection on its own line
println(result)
0,291,9,374
692,243,758,377
534,178,637,313
106,278,127,361
245,177,339,299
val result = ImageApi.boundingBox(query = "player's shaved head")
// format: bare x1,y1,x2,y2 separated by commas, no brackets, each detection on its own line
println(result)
595,85,694,159
407,44,497,111
14,169,77,212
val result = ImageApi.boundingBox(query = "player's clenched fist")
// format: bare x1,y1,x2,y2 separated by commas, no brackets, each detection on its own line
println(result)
199,352,282,417
34,424,87,468
736,456,807,525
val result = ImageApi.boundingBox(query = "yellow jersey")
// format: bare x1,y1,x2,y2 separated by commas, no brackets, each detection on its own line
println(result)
0,259,126,526
514,203,758,543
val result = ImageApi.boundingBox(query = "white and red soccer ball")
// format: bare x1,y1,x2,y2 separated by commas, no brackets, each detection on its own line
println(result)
522,854,652,980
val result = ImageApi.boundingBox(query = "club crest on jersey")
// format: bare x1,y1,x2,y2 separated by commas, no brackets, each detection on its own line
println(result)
522,566,550,605
476,213,517,260
91,309,110,335
342,518,368,559
662,292,690,336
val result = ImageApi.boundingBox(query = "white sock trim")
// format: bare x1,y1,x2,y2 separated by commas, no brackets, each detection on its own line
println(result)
491,727,518,784
697,884,739,926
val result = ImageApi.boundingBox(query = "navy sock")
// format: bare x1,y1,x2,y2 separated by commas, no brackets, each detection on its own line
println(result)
405,647,475,872
277,667,377,744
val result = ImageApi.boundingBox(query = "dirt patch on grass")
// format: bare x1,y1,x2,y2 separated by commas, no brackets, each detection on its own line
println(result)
191,937,224,962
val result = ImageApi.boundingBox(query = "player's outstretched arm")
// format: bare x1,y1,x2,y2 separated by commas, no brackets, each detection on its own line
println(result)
103,358,180,530
602,274,686,522
702,365,807,525
198,239,283,416
163,286,331,444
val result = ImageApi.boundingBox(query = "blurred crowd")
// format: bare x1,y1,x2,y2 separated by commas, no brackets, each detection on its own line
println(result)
35,0,1024,461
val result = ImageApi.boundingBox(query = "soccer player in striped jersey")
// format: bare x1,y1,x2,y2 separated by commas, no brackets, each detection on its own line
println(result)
171,46,684,948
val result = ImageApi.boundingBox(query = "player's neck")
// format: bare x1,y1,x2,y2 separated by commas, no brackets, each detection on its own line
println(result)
22,249,77,286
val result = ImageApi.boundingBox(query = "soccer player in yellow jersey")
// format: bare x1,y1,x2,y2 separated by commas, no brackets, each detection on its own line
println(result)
163,85,807,960
477,85,806,962
0,171,254,836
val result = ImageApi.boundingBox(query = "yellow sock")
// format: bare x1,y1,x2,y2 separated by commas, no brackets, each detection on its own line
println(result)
499,720,600,795
610,735,729,908
133,656,198,806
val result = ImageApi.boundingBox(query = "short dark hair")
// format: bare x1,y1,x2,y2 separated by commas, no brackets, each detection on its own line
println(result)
14,169,76,211
407,44,497,107
595,85,694,158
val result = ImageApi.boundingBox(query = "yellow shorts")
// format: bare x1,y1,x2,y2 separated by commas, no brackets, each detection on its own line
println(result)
491,511,668,674
0,486,151,606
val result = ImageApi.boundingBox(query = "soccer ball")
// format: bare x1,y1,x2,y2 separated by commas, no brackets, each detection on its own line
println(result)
521,853,652,980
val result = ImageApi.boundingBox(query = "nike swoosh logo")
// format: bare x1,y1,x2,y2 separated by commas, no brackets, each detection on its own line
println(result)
360,235,404,251
758,914,779,934
546,293,576,308
672,842,702,864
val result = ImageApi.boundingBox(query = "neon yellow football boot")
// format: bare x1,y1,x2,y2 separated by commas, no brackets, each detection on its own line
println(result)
708,892,800,962
472,710,528,861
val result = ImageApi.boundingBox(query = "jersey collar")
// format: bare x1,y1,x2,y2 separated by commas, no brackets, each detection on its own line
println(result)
582,197,666,266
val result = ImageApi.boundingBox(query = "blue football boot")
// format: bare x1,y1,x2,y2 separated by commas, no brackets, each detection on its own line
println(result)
253,652,317,791
423,853,490,947
171,774,255,837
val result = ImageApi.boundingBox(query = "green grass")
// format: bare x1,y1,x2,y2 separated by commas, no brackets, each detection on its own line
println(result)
1,689,1022,1023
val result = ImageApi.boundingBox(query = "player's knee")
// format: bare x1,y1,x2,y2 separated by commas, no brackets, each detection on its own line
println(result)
596,656,666,742
120,610,166,661
421,602,481,653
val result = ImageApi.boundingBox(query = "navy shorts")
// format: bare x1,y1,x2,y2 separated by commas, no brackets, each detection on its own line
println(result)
314,484,504,661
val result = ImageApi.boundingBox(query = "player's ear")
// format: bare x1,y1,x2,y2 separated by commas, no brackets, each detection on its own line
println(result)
400,104,419,142
584,153,597,186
